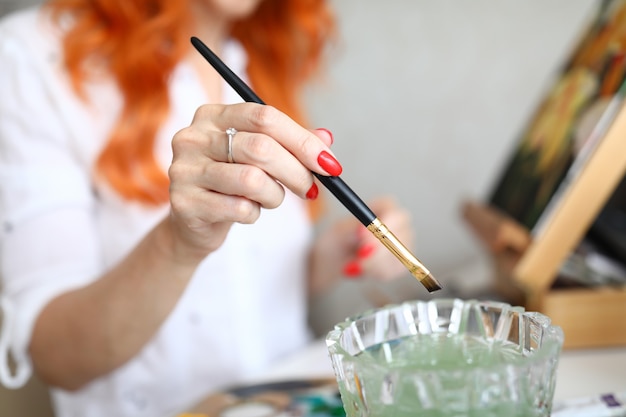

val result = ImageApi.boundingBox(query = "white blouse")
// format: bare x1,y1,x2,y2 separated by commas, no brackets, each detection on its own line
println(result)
0,7,313,417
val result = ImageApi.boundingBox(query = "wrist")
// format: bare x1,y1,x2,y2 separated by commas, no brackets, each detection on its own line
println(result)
153,217,208,269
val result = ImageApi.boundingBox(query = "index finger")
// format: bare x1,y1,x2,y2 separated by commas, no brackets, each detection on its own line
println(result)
205,103,343,177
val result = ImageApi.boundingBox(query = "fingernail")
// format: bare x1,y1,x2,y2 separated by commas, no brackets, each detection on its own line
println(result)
317,151,343,176
343,261,362,278
315,128,334,145
306,183,319,200
357,243,376,259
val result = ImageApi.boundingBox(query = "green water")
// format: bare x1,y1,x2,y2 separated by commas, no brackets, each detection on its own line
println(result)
337,333,555,417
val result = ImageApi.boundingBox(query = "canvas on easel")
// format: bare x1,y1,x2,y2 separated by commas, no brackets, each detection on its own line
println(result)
463,0,626,349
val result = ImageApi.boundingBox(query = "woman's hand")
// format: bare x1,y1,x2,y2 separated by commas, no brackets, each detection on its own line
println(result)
308,197,414,296
167,103,338,262
29,104,339,390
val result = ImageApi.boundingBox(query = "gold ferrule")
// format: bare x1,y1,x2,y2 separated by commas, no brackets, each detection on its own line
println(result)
367,218,431,282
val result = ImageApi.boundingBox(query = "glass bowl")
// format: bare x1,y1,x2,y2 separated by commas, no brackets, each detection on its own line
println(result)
326,298,564,417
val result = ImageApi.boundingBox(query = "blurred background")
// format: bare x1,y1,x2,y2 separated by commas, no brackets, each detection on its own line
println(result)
303,0,595,331
0,0,597,415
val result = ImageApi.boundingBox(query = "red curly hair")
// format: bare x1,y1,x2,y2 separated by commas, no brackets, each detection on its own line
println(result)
45,0,335,205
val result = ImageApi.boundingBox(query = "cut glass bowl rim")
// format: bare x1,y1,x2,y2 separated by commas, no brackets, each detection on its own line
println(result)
326,298,564,371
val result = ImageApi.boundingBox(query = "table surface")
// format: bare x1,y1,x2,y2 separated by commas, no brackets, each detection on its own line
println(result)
247,339,626,402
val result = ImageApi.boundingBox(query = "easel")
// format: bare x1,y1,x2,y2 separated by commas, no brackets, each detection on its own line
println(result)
462,105,626,348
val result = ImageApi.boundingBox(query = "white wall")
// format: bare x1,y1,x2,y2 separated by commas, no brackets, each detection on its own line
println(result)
304,0,596,331
0,0,37,15
307,0,594,274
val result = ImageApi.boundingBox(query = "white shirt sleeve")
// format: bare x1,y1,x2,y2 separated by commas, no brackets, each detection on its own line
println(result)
0,11,103,388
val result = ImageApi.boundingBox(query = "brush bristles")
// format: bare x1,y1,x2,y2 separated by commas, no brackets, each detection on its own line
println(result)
420,273,443,293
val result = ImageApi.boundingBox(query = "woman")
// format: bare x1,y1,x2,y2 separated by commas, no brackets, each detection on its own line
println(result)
0,1,413,416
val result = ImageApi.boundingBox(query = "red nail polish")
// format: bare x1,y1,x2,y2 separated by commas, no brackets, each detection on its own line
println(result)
317,151,343,176
357,243,376,259
343,261,362,278
315,128,334,145
306,183,319,200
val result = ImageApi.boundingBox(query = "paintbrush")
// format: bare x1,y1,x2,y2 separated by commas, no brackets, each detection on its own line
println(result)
190,36,441,293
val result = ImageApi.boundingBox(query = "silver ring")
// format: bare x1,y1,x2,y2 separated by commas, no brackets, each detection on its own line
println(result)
226,127,237,163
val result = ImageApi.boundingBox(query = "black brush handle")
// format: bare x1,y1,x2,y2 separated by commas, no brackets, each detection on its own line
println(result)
190,37,376,226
